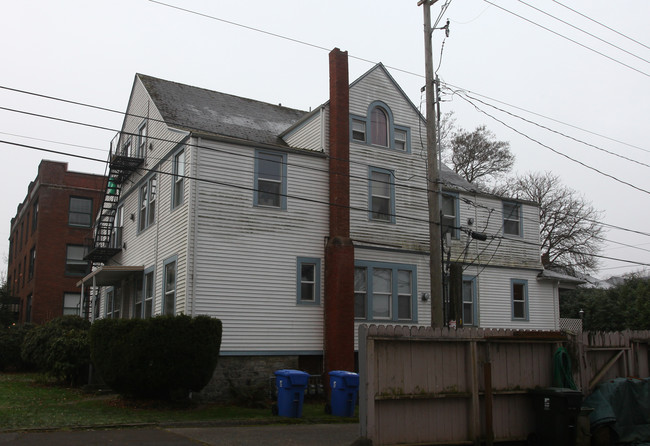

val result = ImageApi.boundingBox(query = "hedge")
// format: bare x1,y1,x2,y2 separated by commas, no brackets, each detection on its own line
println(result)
90,314,222,399
20,316,91,384
0,324,34,371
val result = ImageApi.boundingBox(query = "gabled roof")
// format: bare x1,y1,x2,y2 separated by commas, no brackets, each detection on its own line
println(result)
137,74,308,147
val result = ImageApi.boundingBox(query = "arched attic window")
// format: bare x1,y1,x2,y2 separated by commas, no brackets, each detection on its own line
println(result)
370,106,388,147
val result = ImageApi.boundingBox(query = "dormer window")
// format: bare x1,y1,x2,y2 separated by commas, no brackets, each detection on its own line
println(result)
350,101,411,153
370,107,388,147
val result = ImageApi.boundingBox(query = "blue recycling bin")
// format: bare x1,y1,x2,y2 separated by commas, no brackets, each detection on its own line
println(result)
274,369,310,417
329,370,359,417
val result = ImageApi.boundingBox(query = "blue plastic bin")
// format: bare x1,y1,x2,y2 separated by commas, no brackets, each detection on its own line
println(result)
274,369,310,417
329,370,359,417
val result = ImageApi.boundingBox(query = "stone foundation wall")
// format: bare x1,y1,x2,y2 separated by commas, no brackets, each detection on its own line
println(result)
198,355,299,402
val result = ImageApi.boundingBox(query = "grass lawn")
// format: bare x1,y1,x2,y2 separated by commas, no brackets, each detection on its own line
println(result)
0,373,354,431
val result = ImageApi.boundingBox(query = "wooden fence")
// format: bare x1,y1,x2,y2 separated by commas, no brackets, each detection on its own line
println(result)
358,325,650,446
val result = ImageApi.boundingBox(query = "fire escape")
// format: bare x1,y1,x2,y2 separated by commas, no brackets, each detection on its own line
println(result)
85,133,144,263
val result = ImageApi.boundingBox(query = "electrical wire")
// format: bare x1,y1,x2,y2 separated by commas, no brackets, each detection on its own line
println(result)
483,0,650,78
518,0,650,66
551,0,650,52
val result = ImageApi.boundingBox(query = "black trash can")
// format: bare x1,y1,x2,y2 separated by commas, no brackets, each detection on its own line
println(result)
529,387,582,446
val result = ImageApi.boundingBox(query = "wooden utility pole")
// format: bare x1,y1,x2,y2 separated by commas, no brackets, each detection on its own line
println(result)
419,0,444,327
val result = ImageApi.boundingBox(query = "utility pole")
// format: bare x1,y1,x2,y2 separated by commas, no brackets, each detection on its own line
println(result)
419,0,444,327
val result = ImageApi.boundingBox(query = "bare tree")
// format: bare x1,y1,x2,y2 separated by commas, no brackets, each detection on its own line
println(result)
444,125,515,186
498,172,604,275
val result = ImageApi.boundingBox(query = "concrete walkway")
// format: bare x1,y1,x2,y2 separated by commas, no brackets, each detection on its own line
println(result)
0,423,360,446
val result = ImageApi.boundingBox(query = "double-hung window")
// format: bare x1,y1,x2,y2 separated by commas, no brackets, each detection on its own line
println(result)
65,245,89,276
462,276,477,326
172,149,185,208
137,122,147,158
32,200,38,232
163,257,177,315
511,279,529,321
503,202,522,236
106,287,121,319
111,206,123,249
442,193,459,239
352,119,366,142
139,176,156,232
28,247,35,280
296,257,321,305
369,167,394,223
69,197,93,227
354,261,417,322
144,269,154,318
63,293,81,316
254,150,286,209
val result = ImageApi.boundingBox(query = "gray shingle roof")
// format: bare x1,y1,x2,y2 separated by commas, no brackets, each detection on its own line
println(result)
138,74,307,147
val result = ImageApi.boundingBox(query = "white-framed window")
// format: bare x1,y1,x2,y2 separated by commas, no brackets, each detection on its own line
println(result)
137,122,147,158
111,205,123,249
254,150,287,209
352,119,366,142
296,257,321,305
106,287,121,319
369,167,394,223
462,276,477,327
63,292,81,316
442,192,459,239
144,269,154,318
354,261,417,322
503,202,522,236
122,138,131,157
139,176,156,232
172,149,185,208
69,197,93,227
394,129,407,151
511,279,529,321
162,256,177,315
65,245,89,276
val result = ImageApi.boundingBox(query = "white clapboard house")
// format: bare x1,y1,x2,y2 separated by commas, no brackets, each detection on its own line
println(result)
79,49,574,386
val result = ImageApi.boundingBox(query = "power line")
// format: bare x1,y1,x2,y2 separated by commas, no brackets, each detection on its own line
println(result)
452,91,650,196
457,90,650,169
483,0,650,78
518,0,650,66
551,0,650,52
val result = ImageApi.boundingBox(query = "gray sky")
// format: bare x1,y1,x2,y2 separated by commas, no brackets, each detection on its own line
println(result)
2,0,649,279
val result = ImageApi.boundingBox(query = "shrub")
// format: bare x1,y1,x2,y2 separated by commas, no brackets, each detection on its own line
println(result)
90,314,222,399
0,324,34,371
21,316,91,384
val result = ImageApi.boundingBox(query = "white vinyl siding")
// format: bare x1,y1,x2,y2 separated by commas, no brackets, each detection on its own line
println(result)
193,139,327,353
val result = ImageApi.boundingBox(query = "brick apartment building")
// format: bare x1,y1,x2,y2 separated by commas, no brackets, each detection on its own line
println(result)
7,160,106,324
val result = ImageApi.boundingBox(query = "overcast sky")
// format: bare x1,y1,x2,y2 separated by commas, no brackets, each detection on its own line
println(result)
1,0,649,279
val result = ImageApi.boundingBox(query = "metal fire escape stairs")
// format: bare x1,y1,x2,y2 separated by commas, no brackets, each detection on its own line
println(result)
85,134,144,264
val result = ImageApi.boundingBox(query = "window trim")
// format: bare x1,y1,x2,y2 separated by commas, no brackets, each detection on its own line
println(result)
253,149,287,210
368,166,396,223
171,148,185,209
349,101,411,153
68,196,93,228
503,201,523,237
111,205,123,249
162,255,178,316
137,121,147,158
354,260,418,323
296,257,321,305
143,267,155,319
442,192,460,240
63,292,81,316
462,275,478,327
138,175,157,233
65,244,89,276
511,279,529,321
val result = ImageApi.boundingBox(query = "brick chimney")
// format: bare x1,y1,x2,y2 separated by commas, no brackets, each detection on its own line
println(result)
323,48,355,380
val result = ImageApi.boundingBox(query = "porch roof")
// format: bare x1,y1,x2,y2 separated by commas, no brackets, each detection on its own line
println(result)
76,265,144,287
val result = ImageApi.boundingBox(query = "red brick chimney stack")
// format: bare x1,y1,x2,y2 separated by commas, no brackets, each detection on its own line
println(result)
324,48,355,380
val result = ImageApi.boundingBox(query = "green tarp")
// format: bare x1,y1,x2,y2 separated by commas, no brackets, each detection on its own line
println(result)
584,377,650,444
